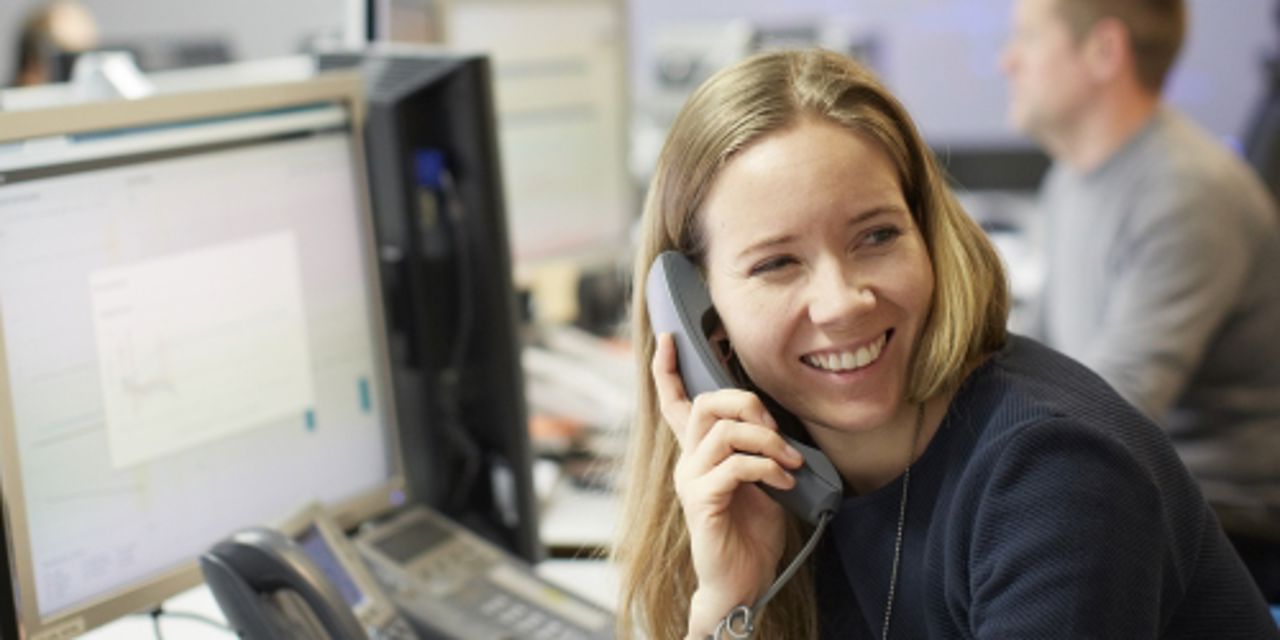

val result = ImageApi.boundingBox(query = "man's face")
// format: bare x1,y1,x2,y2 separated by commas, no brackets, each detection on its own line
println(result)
1000,0,1097,142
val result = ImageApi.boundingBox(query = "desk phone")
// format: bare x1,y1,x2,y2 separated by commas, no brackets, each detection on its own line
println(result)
202,503,614,639
355,506,613,640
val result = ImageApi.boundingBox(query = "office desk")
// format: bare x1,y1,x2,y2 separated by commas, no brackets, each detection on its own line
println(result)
540,473,619,558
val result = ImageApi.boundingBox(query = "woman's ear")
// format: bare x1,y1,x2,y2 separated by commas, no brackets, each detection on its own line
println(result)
708,324,733,368
708,323,754,389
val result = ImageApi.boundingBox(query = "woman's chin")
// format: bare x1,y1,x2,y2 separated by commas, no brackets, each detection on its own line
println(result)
802,405,899,436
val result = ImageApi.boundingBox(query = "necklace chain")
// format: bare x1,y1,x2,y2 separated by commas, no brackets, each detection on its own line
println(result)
882,402,925,640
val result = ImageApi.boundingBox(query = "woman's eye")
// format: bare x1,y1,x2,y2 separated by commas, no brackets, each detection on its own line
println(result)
748,256,795,276
862,226,903,247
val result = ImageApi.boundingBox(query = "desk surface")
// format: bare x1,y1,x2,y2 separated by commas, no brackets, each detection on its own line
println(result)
539,473,619,556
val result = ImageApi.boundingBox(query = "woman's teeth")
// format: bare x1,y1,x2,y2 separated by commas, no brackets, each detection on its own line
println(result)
803,333,888,372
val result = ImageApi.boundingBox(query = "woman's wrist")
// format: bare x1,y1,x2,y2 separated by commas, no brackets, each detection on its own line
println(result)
688,588,749,639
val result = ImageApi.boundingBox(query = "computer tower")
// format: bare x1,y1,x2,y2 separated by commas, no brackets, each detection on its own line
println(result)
320,48,540,562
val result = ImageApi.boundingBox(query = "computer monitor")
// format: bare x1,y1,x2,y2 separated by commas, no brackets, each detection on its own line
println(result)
318,48,540,563
0,73,406,637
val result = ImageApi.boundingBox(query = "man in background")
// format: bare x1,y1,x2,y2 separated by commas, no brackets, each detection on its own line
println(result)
1001,0,1280,599
9,0,98,87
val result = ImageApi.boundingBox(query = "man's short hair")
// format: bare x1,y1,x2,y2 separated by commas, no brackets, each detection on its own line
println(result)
1053,0,1186,93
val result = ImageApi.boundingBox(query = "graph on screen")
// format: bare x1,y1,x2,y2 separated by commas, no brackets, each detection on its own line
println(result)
89,232,315,468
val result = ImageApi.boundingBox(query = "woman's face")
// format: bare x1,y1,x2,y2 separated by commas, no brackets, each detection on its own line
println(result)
699,117,934,436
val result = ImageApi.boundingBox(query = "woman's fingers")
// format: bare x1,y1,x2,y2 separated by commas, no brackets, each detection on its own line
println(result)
653,331,800,514
652,333,779,447
684,452,798,503
673,420,802,509
684,419,804,478
652,333,692,439
687,389,778,438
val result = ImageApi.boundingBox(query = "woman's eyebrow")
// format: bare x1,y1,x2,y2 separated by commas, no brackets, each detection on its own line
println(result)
847,205,908,227
734,204,909,261
737,233,798,260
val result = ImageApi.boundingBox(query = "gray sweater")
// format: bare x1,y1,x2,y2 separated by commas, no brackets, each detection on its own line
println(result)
1035,106,1280,536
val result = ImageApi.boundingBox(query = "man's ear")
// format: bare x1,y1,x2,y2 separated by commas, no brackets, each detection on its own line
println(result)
1084,17,1130,82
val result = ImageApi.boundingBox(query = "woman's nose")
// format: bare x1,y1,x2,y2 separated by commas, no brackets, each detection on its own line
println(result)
806,261,874,327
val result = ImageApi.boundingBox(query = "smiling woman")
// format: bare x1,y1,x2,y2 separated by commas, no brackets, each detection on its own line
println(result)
698,117,937,493
612,48,1277,639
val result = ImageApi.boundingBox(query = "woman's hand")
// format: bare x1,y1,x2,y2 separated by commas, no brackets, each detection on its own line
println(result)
652,333,805,638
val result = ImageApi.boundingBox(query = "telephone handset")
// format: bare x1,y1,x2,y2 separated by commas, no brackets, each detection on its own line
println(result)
646,251,842,524
201,527,380,639
201,504,418,640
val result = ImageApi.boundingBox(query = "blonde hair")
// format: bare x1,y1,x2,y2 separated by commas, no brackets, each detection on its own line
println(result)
613,48,1008,638
1052,0,1186,93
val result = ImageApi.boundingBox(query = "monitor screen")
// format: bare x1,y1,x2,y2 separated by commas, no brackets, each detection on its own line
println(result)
446,4,634,271
0,74,406,636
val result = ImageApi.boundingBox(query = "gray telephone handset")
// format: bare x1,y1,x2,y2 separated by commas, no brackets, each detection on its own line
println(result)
646,251,842,525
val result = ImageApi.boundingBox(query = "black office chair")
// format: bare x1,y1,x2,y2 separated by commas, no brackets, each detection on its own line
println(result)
1243,2,1280,204
1244,59,1280,203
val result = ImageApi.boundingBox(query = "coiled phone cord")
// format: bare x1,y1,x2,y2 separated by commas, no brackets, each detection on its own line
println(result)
710,510,833,640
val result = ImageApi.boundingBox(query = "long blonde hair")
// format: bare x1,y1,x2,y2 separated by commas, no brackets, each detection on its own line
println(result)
613,48,1008,638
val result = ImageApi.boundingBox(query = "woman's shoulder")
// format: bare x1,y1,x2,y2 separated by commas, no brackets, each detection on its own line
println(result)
923,340,1268,637
949,335,1191,490
943,334,1206,525
962,335,1147,432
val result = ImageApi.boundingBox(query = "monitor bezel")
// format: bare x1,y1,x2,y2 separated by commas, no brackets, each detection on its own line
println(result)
0,72,409,637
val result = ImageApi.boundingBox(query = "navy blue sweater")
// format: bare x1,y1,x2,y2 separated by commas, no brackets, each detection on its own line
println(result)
816,336,1276,638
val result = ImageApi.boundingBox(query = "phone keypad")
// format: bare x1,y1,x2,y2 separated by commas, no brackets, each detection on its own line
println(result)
413,538,495,596
359,508,611,639
477,592,588,640
371,616,418,640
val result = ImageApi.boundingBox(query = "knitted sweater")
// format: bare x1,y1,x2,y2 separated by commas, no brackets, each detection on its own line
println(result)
815,336,1276,638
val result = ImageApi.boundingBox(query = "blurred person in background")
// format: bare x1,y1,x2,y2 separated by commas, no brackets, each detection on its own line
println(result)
9,0,98,87
1001,0,1280,600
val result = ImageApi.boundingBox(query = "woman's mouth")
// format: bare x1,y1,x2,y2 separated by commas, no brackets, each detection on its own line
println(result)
801,331,892,373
